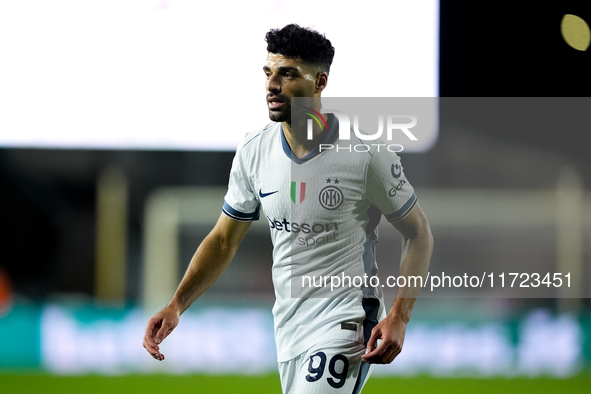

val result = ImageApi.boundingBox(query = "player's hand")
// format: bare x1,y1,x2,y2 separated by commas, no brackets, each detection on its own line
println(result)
361,314,407,364
143,306,180,361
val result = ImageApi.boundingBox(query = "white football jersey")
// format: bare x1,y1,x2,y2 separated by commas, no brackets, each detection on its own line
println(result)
223,115,417,362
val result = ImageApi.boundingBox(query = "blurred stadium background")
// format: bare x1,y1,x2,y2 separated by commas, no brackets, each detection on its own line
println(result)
1,0,591,392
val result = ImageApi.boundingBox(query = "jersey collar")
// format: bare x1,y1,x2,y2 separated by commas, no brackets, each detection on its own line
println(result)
280,113,338,164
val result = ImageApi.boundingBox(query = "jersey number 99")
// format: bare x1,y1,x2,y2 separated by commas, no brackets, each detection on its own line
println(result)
305,351,349,389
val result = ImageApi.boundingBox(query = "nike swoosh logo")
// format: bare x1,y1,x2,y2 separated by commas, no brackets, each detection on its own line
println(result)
259,189,278,198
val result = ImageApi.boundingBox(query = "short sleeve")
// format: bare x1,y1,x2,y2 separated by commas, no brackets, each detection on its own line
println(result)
222,137,261,222
366,148,417,223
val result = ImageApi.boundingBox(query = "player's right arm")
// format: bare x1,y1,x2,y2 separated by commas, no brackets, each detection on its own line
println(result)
142,213,251,361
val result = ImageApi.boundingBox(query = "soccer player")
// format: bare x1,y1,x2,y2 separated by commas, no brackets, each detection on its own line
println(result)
143,24,433,393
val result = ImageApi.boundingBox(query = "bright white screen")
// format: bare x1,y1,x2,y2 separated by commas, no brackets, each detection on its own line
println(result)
0,0,439,150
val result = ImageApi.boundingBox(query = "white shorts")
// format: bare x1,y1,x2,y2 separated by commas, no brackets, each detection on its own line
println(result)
278,340,374,394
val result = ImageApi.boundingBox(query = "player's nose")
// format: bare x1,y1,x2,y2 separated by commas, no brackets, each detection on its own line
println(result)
266,73,281,93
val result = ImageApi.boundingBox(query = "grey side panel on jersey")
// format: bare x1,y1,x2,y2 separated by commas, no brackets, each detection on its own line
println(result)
351,361,373,394
362,205,383,300
350,299,380,393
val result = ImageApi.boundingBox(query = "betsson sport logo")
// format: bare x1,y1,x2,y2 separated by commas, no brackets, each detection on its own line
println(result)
267,216,339,248
302,109,418,153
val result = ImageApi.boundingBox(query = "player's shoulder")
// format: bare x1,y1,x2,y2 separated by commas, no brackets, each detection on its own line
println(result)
345,133,401,162
238,122,280,150
236,122,281,160
344,134,406,181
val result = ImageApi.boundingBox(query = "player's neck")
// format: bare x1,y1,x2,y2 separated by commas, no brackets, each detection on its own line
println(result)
282,120,324,159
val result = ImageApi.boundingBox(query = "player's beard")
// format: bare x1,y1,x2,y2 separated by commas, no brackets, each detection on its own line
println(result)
268,105,291,123
269,104,291,123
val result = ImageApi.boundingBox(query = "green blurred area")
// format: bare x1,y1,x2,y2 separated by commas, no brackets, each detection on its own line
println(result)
2,374,591,394
1,302,590,377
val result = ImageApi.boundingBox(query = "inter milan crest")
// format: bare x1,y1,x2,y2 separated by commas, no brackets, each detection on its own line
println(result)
319,177,343,210
290,181,306,205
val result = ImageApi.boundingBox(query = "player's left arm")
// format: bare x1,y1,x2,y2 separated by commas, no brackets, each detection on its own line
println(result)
361,203,433,364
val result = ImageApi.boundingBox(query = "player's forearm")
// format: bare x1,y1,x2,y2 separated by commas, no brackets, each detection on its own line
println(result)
388,223,433,323
167,231,238,315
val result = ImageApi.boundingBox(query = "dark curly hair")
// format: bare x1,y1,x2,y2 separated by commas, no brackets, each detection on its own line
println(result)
265,24,335,74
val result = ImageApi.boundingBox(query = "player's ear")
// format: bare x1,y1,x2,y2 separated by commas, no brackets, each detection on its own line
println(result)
316,71,328,93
